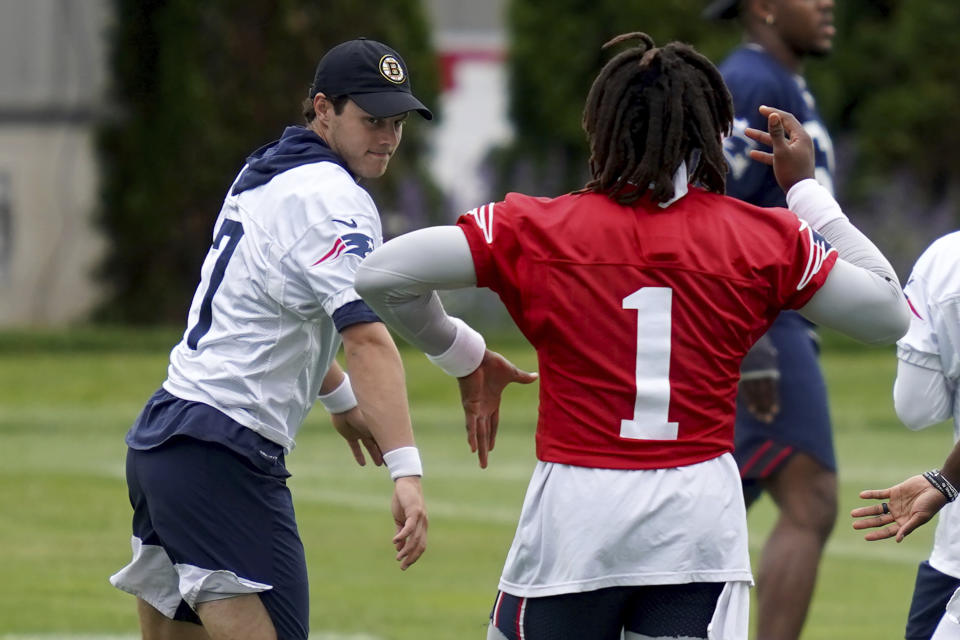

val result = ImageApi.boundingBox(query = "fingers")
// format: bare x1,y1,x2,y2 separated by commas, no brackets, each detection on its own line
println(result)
744,127,772,147
850,504,882,518
391,479,428,570
859,489,893,500
347,440,366,466
757,105,803,135
897,515,922,542
475,413,491,468
863,523,900,542
748,149,774,166
512,368,539,385
465,412,479,455
393,516,427,570
362,436,384,466
489,409,499,453
851,513,894,530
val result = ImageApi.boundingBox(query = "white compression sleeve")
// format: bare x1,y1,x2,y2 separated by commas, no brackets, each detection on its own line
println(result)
893,358,954,430
355,226,481,360
789,182,910,344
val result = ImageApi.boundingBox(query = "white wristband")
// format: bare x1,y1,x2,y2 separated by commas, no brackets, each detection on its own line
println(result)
318,372,358,414
383,446,423,480
785,178,847,231
426,317,486,378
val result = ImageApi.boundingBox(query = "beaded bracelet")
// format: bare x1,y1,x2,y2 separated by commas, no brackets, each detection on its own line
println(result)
923,469,959,502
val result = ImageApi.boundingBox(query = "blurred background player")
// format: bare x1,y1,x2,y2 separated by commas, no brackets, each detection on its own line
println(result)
852,230,960,640
356,32,908,640
108,39,432,640
704,0,839,637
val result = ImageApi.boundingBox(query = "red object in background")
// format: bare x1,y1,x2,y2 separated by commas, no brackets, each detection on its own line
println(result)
438,49,504,91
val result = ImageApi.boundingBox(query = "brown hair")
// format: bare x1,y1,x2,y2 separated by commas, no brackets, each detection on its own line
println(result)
302,94,350,124
582,32,734,205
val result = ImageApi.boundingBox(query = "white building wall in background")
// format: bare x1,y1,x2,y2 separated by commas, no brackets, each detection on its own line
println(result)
0,0,510,325
425,0,512,217
0,0,109,326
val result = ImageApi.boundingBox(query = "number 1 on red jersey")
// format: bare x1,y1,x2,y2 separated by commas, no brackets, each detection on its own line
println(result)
620,287,679,441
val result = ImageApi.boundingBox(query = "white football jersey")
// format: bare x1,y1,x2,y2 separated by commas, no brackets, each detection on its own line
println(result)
898,230,960,577
163,161,382,452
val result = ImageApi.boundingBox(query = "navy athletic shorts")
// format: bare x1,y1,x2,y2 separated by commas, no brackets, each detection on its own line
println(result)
112,436,309,640
734,312,836,502
489,583,725,640
906,561,960,640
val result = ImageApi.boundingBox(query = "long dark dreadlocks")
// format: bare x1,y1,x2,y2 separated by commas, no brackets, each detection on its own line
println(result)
582,32,734,205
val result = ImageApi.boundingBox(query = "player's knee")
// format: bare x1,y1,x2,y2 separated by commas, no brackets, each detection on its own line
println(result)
487,623,511,640
782,477,837,538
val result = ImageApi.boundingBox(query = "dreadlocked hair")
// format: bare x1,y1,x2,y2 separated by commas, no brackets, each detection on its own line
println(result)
582,32,734,205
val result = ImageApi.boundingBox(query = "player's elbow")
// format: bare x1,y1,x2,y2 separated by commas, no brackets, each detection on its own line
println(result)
354,260,381,301
852,296,911,346
354,257,401,313
894,401,939,431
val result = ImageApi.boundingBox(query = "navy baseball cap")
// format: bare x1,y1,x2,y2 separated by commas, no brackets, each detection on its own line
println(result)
310,38,433,120
702,0,740,19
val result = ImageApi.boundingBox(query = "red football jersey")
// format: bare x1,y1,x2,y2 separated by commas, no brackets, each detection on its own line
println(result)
457,187,837,469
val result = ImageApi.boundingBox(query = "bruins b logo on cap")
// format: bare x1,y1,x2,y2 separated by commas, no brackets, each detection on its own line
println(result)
379,55,406,84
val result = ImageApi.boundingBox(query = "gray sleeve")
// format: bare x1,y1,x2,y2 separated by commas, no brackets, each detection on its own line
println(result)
354,226,477,356
798,218,910,345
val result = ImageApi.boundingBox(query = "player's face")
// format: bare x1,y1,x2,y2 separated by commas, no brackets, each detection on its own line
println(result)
774,0,836,58
323,100,406,179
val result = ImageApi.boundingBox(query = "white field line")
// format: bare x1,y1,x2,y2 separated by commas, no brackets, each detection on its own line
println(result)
294,487,522,525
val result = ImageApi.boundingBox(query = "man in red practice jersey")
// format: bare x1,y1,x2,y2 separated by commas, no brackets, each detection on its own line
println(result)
357,33,908,640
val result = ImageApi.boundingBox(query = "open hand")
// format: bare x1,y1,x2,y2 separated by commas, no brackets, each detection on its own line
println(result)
851,475,947,542
457,349,538,468
745,105,816,193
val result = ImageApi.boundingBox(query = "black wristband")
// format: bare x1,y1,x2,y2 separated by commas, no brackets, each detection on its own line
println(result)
923,469,959,502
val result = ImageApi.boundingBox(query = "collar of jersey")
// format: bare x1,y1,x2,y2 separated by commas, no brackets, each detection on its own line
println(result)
231,126,353,195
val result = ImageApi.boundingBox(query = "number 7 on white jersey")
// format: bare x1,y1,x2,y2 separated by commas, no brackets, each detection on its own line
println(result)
620,287,679,440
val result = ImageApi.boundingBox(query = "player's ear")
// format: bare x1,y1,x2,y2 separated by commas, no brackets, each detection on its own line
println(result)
313,93,332,124
744,0,773,23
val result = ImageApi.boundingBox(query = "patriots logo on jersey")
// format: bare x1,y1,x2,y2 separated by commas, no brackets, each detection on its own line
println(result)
466,203,495,244
312,233,374,266
796,221,837,290
904,294,924,320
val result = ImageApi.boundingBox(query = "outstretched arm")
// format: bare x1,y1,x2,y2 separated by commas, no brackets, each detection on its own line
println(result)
340,321,426,570
745,107,910,345
355,227,537,467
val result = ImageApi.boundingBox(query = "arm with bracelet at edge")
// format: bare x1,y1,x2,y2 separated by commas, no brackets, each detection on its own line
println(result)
339,320,427,569
354,226,485,373
851,425,960,542
355,226,539,468
319,362,358,413
319,364,385,468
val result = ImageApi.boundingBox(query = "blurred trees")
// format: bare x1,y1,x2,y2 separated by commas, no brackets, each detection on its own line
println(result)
493,0,959,275
488,0,738,199
97,0,439,322
96,0,960,323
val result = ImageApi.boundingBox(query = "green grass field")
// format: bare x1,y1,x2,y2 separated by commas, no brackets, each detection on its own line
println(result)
0,327,954,639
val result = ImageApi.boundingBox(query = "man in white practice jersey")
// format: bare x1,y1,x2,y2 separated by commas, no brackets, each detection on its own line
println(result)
110,38,432,640
852,230,960,640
